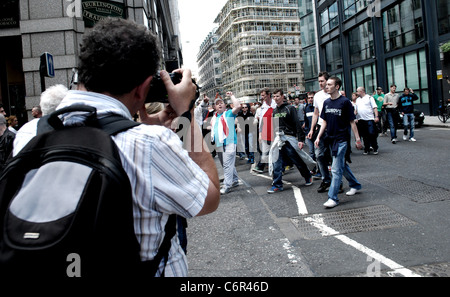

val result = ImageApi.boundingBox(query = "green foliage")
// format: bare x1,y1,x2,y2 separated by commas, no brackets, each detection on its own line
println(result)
441,41,450,53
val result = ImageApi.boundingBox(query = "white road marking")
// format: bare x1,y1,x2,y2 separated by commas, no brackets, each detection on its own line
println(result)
253,171,422,277
306,215,422,277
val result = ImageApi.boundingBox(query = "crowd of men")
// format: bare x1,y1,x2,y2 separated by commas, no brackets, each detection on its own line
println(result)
196,71,421,209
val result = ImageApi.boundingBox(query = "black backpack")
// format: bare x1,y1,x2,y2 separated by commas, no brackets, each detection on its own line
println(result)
0,105,176,278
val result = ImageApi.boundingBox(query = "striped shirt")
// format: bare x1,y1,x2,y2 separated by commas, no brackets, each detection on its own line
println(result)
15,91,210,277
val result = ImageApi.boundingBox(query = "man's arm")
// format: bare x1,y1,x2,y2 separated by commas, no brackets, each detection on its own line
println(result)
160,69,220,216
229,91,241,115
314,119,327,148
307,106,319,139
186,111,220,216
351,120,363,150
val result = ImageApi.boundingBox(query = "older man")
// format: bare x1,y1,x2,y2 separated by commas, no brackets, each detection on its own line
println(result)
356,87,379,155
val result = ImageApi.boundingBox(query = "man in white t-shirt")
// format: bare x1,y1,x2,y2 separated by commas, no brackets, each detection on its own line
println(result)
307,71,332,193
355,87,379,155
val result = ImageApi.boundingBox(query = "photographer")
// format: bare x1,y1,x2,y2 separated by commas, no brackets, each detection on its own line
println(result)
13,18,220,277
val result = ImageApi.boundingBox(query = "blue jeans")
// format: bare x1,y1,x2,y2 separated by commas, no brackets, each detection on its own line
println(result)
314,137,331,184
273,141,311,189
328,141,362,203
403,113,415,138
386,110,397,140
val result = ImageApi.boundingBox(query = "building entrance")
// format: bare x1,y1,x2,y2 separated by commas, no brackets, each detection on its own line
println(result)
0,36,26,126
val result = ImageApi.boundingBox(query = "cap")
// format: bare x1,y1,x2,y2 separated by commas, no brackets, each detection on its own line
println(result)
214,98,224,105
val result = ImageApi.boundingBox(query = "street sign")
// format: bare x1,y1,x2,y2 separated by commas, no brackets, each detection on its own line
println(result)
40,52,55,78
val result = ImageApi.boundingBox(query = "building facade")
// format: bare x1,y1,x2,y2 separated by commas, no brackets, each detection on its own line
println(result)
301,0,450,115
214,0,304,103
0,0,182,125
197,28,223,99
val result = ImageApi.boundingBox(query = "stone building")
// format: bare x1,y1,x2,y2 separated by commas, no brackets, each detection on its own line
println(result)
214,0,304,103
0,0,182,124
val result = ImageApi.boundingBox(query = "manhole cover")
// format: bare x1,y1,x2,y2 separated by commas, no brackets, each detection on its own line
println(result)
375,176,450,203
291,205,416,240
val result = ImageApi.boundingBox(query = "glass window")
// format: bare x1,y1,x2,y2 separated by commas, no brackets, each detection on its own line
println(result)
320,2,339,35
383,0,424,53
351,63,377,92
405,52,420,90
302,47,318,80
325,38,343,72
299,0,313,17
438,0,450,35
385,49,428,104
343,0,370,20
301,13,316,48
348,20,374,64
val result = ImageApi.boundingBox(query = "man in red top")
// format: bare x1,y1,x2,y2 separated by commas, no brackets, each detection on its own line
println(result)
253,87,277,173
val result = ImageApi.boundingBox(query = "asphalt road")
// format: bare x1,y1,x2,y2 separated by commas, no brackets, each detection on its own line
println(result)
186,126,450,278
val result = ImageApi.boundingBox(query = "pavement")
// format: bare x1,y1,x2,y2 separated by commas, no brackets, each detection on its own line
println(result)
422,116,450,128
187,122,450,278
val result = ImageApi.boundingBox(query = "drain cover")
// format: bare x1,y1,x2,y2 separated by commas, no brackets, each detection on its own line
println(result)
291,205,416,240
374,176,450,204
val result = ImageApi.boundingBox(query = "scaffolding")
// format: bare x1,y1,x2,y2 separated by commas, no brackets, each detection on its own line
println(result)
214,0,304,103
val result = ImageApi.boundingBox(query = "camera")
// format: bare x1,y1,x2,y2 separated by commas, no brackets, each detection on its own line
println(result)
146,71,200,103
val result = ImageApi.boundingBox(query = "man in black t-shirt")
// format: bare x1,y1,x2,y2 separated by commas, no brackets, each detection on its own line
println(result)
314,77,363,208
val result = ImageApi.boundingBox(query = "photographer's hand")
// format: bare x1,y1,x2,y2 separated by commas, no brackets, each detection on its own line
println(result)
161,69,197,116
138,104,178,130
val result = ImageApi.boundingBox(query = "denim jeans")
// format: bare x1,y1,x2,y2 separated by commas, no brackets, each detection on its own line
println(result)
386,110,397,140
403,113,415,138
272,141,311,189
314,136,331,184
328,141,362,203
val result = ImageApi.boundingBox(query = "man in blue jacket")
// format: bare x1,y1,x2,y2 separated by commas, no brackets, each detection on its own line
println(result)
399,88,419,142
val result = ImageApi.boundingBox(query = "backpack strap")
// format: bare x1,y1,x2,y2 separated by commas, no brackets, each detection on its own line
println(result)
141,214,177,276
97,115,140,136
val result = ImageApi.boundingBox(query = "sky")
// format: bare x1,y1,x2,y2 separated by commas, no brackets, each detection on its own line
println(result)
177,0,228,75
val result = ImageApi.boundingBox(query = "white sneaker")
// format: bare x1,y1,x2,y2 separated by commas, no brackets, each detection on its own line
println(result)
409,138,417,142
220,187,230,195
323,199,339,208
403,135,408,141
346,188,360,196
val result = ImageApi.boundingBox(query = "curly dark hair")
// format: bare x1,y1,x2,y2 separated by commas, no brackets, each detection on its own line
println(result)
78,18,161,95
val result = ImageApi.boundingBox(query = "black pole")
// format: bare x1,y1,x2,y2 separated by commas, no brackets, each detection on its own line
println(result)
40,73,45,93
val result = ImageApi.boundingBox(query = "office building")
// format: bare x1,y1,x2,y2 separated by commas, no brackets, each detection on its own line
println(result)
197,28,223,99
214,0,304,103
301,0,450,115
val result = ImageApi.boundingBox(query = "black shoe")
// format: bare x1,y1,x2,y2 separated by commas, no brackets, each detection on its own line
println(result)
317,182,331,193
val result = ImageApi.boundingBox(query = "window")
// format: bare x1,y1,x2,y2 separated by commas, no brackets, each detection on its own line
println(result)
302,47,318,80
325,38,343,72
351,63,377,92
289,78,299,88
438,0,450,35
299,0,313,17
348,20,374,64
343,0,370,20
320,2,339,35
383,0,424,52
287,63,297,73
301,13,316,48
286,50,297,58
385,49,428,104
